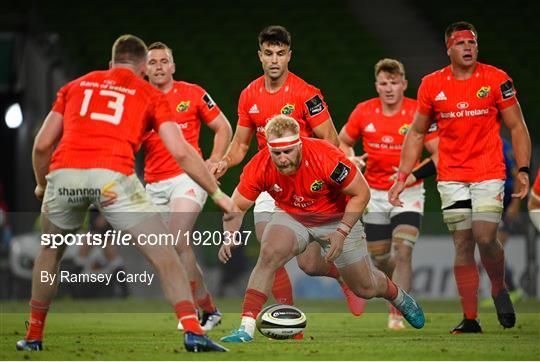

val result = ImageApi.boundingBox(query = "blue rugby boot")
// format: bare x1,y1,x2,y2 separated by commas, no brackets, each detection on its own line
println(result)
184,332,228,352
392,288,425,329
220,326,253,343
16,339,43,351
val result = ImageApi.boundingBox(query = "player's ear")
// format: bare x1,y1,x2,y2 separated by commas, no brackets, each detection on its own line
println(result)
258,50,263,62
171,62,176,75
403,79,408,91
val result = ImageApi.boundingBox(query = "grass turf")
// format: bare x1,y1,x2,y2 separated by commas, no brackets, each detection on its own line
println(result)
1,299,539,360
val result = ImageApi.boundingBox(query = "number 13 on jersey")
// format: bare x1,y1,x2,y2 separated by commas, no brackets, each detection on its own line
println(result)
80,89,125,125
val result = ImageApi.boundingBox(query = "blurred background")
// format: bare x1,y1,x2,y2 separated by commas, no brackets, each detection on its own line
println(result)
0,0,538,302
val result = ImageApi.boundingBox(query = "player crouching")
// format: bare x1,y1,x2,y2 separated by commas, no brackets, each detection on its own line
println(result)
218,115,425,342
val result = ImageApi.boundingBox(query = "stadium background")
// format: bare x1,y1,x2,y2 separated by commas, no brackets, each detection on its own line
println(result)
0,0,538,301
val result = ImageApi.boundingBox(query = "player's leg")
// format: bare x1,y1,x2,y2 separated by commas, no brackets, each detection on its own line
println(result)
254,192,293,305
439,181,481,333
16,216,74,351
471,179,515,329
17,169,88,351
103,171,226,352
321,221,424,329
388,213,420,330
221,212,306,342
168,175,221,330
296,242,366,316
387,186,424,329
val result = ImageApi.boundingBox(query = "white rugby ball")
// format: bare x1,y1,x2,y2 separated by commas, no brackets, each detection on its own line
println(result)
256,304,307,339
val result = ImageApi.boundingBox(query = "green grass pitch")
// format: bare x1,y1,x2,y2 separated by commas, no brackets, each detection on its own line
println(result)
1,299,539,360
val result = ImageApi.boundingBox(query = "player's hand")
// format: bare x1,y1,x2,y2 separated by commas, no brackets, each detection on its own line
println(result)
322,231,346,262
389,166,417,186
213,159,230,179
205,159,218,172
512,172,530,199
388,180,406,206
218,239,238,263
34,184,45,201
349,153,368,171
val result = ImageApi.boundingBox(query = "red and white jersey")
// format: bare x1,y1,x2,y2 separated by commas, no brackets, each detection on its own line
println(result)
50,68,172,175
237,138,358,226
417,62,518,182
143,81,221,183
238,72,331,149
344,97,437,190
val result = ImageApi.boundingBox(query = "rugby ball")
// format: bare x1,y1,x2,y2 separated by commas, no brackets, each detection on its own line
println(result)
256,304,307,339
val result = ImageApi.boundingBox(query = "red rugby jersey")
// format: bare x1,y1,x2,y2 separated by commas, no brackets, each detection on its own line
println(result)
50,68,172,175
143,81,221,183
237,138,358,226
344,97,437,190
238,72,331,149
417,62,518,182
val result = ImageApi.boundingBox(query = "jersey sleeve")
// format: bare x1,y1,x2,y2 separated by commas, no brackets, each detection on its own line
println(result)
300,84,331,129
195,86,221,124
237,88,255,129
149,91,175,132
493,71,518,110
237,156,265,201
323,144,358,189
416,78,434,116
343,103,365,141
51,83,70,115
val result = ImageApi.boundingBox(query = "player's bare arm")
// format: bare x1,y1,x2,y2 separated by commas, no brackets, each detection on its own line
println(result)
312,117,340,147
500,103,531,199
402,136,439,186
205,112,233,166
338,127,368,169
388,111,432,206
32,111,64,200
158,121,233,213
218,189,255,263
323,171,370,262
213,125,254,178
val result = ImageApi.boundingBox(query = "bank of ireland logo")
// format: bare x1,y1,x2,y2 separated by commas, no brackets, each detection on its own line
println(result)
398,123,410,135
476,86,490,99
281,103,295,115
310,180,323,192
176,101,190,112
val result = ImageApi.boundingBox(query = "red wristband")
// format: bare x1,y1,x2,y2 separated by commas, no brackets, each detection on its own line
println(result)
336,228,349,238
396,171,409,182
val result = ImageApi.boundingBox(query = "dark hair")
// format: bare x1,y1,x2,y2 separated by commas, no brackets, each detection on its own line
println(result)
374,58,405,80
112,34,147,65
258,25,291,47
445,21,478,44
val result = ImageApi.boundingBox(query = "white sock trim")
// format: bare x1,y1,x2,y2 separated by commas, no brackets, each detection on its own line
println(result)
240,316,256,337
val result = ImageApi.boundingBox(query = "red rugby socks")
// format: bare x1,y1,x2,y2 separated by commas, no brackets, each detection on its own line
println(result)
25,299,50,341
454,264,479,320
271,267,293,305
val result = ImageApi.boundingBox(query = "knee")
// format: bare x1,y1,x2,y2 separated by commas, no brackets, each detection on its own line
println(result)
368,246,392,269
474,233,497,248
297,257,320,276
259,244,285,271
349,283,377,299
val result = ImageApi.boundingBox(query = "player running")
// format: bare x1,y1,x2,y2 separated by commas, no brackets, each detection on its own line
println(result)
17,35,230,352
143,42,232,330
389,22,531,333
211,25,365,317
218,115,425,342
339,58,438,330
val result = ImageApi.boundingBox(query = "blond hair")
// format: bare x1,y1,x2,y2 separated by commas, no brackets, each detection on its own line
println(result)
374,58,405,79
265,115,299,139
